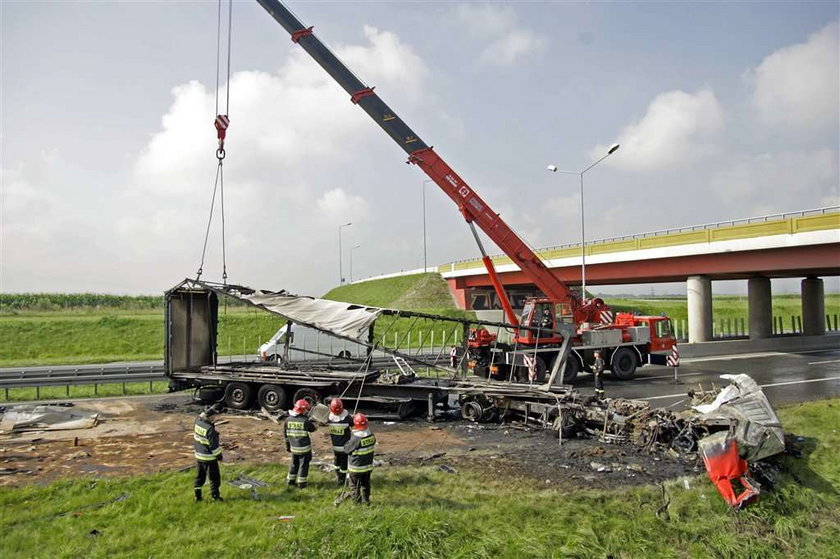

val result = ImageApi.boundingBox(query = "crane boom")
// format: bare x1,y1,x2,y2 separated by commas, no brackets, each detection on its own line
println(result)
256,0,609,323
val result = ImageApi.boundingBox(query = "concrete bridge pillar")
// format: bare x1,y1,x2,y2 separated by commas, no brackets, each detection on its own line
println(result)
802,277,826,336
687,275,713,343
748,276,772,339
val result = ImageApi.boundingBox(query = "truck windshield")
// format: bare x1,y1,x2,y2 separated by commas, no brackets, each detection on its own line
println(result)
655,319,673,339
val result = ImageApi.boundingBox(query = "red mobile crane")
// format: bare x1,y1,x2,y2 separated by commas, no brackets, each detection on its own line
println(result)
255,0,677,382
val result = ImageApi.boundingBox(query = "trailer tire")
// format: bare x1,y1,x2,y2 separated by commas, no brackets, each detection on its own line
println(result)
224,382,253,409
292,388,320,408
611,347,637,380
257,384,287,413
197,386,225,403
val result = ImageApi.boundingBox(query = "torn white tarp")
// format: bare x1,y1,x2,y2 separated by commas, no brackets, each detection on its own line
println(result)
0,405,100,432
242,291,383,340
693,374,785,462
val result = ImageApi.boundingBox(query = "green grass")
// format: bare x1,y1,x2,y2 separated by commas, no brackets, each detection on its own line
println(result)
324,272,457,309
0,308,284,367
2,277,837,367
1,399,838,558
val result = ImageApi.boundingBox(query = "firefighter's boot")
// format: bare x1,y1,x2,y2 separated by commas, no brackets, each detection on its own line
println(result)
336,472,346,487
361,486,371,506
194,489,202,502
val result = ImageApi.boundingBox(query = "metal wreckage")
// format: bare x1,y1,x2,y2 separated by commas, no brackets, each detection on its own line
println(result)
165,279,785,509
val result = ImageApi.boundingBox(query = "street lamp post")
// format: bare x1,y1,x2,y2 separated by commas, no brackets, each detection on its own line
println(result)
350,244,361,283
422,179,433,272
547,143,619,300
338,222,352,284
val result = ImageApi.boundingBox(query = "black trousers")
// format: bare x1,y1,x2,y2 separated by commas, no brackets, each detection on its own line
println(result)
194,460,221,496
348,471,371,504
287,452,312,485
334,452,348,482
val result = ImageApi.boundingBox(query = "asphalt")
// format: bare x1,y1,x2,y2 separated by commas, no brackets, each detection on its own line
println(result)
580,348,840,409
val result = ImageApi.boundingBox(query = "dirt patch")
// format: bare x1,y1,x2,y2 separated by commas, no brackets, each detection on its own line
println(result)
0,394,699,490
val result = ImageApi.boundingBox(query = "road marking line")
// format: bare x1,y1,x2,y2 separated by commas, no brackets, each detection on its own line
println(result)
639,372,705,381
641,375,840,401
807,360,840,365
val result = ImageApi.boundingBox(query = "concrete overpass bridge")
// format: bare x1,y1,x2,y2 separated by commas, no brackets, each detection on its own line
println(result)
438,207,840,342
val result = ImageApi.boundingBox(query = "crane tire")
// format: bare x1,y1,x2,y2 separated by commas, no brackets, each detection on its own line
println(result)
611,347,638,380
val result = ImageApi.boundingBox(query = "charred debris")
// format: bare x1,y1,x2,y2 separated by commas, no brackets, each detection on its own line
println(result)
165,279,785,507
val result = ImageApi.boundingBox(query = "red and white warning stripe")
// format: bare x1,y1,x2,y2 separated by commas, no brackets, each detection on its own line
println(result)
666,345,680,367
599,310,614,324
523,354,537,382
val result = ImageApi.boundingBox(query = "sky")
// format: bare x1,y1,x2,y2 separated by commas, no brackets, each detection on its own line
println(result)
1,0,838,297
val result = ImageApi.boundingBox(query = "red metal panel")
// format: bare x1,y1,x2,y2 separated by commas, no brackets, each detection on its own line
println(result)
453,243,840,292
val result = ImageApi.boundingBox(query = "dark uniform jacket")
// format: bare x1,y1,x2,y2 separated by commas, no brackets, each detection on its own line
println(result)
344,430,376,474
328,412,353,453
284,412,317,454
194,417,222,462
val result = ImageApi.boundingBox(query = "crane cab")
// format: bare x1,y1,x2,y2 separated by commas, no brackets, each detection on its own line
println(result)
514,298,572,345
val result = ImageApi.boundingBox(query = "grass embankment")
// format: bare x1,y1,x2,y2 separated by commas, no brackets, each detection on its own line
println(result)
2,281,836,369
1,399,838,558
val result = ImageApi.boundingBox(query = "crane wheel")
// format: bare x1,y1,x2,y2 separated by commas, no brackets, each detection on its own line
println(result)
611,347,638,380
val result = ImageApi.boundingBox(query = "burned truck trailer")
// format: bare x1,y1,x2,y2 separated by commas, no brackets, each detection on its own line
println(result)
164,279,585,421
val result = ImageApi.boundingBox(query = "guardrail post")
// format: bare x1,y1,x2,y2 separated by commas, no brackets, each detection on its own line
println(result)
4,388,8,400
36,386,40,399
94,383,98,395
66,384,70,397
122,382,127,395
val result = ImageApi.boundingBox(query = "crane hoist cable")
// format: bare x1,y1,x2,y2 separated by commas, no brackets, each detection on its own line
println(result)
197,0,233,284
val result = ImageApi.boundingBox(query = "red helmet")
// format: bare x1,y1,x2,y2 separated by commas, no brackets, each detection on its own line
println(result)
352,413,368,430
329,398,344,414
293,399,311,414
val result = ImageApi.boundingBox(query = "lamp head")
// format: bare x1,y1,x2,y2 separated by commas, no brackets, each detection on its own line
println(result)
607,143,620,155
546,165,558,173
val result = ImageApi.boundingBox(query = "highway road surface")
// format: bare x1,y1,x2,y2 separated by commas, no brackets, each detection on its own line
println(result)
586,348,840,409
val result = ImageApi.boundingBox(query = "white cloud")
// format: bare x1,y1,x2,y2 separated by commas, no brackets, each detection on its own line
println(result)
710,149,839,213
455,4,546,66
593,89,724,171
316,188,370,224
748,22,839,131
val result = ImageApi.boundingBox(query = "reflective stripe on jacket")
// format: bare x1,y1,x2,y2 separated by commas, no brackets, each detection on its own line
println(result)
284,415,316,454
328,413,353,452
194,417,222,462
344,431,376,474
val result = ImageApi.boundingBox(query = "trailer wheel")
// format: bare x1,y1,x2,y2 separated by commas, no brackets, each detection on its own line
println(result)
461,400,485,422
224,382,253,409
611,347,637,380
197,386,224,403
257,384,287,413
292,388,320,408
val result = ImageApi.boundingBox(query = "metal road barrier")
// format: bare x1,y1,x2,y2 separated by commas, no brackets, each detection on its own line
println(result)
0,364,166,400
0,351,450,401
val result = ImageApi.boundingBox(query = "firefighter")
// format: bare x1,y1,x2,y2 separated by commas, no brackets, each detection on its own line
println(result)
284,398,317,489
193,404,224,502
327,397,353,486
336,413,377,506
540,307,553,330
592,350,606,400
